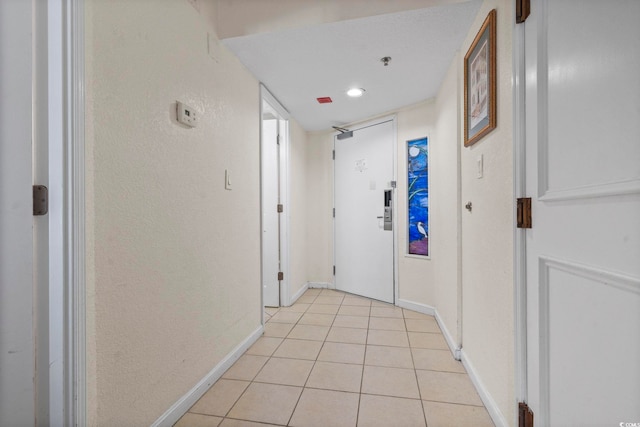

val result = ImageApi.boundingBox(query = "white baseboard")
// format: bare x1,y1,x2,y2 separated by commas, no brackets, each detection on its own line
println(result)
289,283,309,305
433,310,461,361
396,299,461,360
151,325,264,427
308,282,333,289
460,349,508,427
397,299,505,427
396,298,435,316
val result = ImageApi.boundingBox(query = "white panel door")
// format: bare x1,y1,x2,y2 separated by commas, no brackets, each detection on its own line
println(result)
335,120,394,303
262,119,280,307
524,1,640,426
0,0,36,425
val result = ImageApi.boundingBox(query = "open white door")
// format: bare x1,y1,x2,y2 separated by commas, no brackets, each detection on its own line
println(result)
0,1,36,424
262,117,280,307
261,87,290,308
523,1,640,425
334,119,395,303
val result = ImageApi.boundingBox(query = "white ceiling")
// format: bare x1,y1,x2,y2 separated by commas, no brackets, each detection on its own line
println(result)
222,1,482,132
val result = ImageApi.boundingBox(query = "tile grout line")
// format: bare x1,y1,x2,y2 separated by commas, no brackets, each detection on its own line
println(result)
404,309,430,427
284,292,321,427
356,309,372,427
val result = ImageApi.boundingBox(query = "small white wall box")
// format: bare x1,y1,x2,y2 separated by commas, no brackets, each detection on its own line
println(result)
177,101,198,127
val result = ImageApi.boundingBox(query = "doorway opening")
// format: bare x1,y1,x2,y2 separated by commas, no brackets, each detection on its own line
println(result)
260,86,290,312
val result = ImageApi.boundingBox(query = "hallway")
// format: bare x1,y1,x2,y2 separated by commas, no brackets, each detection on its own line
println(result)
175,289,494,427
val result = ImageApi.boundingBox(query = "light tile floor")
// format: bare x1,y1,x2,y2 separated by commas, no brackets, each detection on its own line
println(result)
175,288,494,427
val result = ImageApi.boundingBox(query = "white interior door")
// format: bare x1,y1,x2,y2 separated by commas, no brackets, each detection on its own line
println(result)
524,1,640,425
262,118,280,307
334,120,395,303
0,1,36,425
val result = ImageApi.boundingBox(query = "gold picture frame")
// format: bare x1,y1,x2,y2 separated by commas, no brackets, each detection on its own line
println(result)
464,9,497,147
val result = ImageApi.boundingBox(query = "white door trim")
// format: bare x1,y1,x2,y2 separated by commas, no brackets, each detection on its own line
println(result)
259,85,291,308
67,0,86,424
48,0,86,425
35,0,83,425
512,7,528,423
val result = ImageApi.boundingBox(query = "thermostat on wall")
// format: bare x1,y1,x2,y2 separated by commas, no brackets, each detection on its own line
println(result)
177,101,198,128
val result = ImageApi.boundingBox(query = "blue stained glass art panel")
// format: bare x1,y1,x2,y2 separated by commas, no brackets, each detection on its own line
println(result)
407,137,428,256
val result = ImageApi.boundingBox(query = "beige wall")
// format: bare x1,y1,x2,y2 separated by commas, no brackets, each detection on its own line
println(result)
85,0,262,424
288,119,310,297
395,102,437,306
429,55,464,347
459,0,515,424
305,131,334,284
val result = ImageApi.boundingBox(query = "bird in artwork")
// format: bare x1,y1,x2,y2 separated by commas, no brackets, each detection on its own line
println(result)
417,222,428,240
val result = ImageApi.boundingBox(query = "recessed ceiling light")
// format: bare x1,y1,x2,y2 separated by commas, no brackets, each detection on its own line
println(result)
346,88,365,98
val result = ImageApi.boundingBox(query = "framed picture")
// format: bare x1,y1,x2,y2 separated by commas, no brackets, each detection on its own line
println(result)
464,9,497,147
407,137,429,257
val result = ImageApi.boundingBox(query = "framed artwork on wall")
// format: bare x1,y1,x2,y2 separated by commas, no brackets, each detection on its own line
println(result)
407,137,429,257
464,9,497,147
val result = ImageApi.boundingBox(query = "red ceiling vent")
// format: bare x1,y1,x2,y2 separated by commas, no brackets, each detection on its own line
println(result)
316,97,333,104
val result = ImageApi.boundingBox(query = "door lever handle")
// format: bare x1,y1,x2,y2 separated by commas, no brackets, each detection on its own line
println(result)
377,216,384,219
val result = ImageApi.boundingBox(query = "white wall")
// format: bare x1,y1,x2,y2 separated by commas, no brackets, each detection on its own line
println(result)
396,102,438,306
459,0,514,424
429,56,464,347
85,0,262,424
305,131,334,284
288,119,310,298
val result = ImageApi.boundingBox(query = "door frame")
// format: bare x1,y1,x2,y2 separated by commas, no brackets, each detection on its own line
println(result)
48,0,86,425
259,85,291,312
513,3,528,425
332,115,398,302
512,0,527,405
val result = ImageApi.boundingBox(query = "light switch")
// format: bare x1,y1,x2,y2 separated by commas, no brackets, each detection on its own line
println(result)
225,169,232,190
477,154,483,179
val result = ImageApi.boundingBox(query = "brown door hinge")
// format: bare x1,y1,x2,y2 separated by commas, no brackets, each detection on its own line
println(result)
517,198,532,229
277,204,283,213
33,185,48,216
277,272,284,281
516,0,530,23
518,402,534,427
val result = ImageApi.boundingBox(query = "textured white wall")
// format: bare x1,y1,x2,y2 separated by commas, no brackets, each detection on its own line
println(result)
459,0,514,424
288,119,310,298
85,0,262,424
429,56,464,346
306,131,334,284
395,102,437,305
